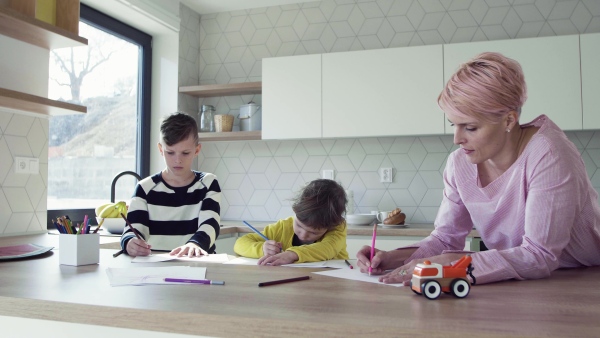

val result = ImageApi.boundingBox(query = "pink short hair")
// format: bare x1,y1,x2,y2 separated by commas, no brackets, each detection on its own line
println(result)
438,52,527,123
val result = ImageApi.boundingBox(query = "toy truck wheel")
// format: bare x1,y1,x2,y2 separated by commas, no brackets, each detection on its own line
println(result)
450,279,470,298
422,280,441,300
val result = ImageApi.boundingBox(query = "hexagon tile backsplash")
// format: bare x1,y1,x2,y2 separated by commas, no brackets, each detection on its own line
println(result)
182,0,600,224
0,112,49,235
198,132,600,223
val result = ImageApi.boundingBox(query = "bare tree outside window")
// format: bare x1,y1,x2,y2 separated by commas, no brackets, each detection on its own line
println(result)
48,21,140,209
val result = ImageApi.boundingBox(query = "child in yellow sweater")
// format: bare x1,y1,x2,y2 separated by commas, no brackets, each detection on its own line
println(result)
234,179,349,265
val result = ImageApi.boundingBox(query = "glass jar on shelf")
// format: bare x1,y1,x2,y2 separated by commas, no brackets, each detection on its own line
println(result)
199,105,215,132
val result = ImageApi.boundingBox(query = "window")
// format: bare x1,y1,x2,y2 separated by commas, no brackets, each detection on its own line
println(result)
47,4,151,224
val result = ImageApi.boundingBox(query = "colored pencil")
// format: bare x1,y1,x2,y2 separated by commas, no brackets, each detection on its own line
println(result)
369,223,377,275
164,278,225,285
120,213,143,240
345,259,354,269
258,275,310,287
242,221,269,241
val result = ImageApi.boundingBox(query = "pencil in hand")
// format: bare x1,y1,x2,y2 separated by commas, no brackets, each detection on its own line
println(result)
369,223,377,275
113,213,145,259
120,213,143,240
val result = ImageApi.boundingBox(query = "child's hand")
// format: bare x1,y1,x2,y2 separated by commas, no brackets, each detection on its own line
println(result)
258,251,299,266
170,243,208,257
126,238,151,256
262,240,282,256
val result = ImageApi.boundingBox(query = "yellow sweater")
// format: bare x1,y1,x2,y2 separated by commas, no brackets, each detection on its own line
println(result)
234,217,349,263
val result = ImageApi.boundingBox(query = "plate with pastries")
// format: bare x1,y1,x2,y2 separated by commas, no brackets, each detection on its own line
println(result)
379,208,408,228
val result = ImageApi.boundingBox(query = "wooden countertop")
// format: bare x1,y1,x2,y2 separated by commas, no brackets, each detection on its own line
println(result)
0,234,598,337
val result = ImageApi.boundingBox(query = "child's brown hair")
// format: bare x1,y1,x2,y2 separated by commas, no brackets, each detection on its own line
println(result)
160,112,199,146
292,179,347,231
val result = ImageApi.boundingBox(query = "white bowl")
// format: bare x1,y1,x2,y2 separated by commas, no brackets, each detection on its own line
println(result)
345,213,376,225
96,217,125,234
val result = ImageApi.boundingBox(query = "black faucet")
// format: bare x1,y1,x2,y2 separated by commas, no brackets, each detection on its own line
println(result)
111,171,142,202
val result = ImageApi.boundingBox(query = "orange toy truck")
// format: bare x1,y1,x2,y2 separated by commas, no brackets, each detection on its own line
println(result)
410,255,476,300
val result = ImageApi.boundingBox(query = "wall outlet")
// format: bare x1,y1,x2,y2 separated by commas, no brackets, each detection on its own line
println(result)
322,169,335,180
15,157,39,174
379,167,392,183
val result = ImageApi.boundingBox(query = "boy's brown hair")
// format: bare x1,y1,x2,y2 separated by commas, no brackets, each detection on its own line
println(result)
292,179,347,231
160,112,199,146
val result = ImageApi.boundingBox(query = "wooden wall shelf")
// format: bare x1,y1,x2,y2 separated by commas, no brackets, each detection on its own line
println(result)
0,6,87,49
179,82,262,98
181,82,263,141
197,130,261,142
0,87,86,116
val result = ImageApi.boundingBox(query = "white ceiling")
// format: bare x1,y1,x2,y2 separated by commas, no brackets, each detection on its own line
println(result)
179,0,322,15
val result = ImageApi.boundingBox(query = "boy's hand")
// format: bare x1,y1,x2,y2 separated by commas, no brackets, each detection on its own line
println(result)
262,240,283,256
170,243,208,257
258,251,298,266
126,238,151,257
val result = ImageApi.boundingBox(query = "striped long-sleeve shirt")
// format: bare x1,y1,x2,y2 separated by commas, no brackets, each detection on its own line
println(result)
405,115,600,284
120,171,221,253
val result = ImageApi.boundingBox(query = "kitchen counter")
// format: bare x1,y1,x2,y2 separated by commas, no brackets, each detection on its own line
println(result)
83,222,481,253
0,234,598,337
51,222,479,239
219,221,480,238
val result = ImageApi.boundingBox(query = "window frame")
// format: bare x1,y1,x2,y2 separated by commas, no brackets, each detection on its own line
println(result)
47,4,152,226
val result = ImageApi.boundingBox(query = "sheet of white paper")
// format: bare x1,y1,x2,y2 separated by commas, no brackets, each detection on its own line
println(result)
282,259,352,268
313,268,403,287
223,257,259,265
131,253,229,263
282,261,327,267
106,266,206,286
223,258,354,269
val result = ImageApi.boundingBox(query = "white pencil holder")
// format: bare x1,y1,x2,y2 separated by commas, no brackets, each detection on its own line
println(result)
59,233,100,266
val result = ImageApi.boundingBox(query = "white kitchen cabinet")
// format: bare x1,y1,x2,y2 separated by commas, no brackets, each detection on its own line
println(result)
581,33,600,130
443,35,581,133
322,45,445,138
262,54,322,140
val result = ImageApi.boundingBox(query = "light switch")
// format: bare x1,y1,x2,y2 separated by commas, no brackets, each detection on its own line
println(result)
29,158,39,174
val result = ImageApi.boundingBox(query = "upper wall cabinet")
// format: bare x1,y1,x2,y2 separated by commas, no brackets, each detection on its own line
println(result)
581,33,600,130
443,35,581,133
262,54,322,140
323,45,444,138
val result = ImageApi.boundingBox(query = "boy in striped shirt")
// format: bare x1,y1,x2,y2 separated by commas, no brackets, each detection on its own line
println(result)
121,112,221,257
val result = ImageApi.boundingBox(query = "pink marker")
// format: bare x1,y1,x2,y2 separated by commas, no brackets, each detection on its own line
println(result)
369,223,377,275
164,278,224,285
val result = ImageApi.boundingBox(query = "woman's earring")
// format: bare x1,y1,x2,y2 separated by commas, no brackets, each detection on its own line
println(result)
506,129,511,133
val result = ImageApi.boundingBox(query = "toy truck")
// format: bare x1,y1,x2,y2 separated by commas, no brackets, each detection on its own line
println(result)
410,255,476,300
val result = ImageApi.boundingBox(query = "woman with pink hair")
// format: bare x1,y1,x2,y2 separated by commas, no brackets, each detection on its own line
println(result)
357,52,600,285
